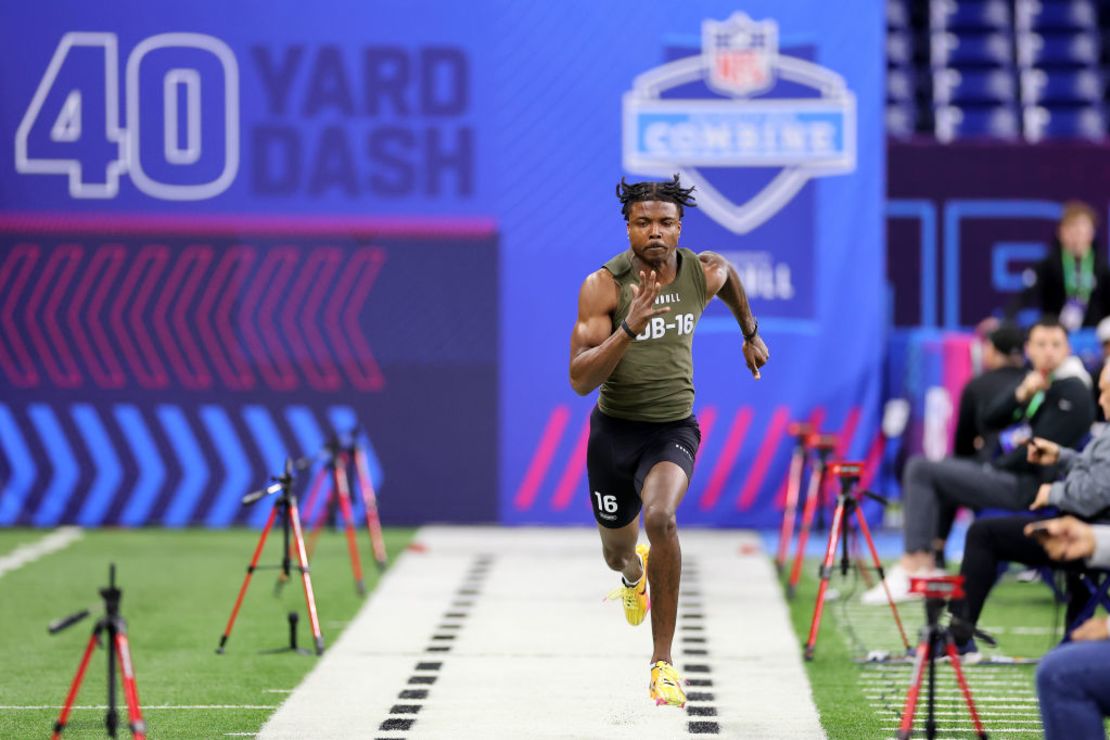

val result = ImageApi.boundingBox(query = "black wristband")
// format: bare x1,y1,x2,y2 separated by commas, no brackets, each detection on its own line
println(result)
742,319,759,342
620,320,637,339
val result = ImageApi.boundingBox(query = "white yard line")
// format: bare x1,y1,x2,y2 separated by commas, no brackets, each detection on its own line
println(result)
0,527,82,579
259,526,824,739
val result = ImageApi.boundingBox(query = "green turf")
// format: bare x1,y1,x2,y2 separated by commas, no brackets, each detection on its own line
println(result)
0,527,413,738
785,558,1071,739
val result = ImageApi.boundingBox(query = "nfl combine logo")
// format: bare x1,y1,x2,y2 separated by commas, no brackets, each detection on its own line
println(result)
704,14,778,97
622,12,856,235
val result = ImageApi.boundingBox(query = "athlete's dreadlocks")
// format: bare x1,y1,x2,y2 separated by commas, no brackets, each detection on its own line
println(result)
616,174,697,220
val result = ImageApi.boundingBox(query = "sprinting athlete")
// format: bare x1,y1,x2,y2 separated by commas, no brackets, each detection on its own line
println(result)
569,174,769,707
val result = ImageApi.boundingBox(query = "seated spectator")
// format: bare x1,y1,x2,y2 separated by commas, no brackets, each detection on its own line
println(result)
954,323,1027,462
1010,201,1110,332
1023,516,1110,740
862,317,1094,604
1092,316,1110,421
946,360,1110,661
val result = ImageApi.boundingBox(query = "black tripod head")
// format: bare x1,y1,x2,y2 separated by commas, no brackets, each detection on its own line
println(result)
48,564,120,635
241,457,298,505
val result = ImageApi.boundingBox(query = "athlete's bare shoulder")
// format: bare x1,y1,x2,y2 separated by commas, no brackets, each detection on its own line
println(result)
579,268,620,314
697,251,728,297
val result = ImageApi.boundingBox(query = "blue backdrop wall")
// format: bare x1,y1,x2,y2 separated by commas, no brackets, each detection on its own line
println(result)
0,1,885,527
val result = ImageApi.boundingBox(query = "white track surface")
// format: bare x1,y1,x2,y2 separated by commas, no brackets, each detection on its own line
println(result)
259,526,824,739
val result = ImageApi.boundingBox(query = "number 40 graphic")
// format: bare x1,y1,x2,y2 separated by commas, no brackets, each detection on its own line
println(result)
15,32,240,200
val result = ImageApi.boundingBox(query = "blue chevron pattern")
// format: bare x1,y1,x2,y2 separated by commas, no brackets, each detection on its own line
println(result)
0,402,381,528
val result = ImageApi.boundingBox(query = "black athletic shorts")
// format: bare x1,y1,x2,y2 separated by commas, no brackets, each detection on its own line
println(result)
586,406,701,529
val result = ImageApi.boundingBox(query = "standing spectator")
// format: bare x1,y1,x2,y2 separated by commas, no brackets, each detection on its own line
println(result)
1012,202,1110,332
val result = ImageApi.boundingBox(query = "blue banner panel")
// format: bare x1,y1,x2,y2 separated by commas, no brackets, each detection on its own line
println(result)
0,219,498,526
0,1,881,528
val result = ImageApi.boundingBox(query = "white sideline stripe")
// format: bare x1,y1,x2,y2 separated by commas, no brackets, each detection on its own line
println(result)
0,527,82,578
0,705,276,710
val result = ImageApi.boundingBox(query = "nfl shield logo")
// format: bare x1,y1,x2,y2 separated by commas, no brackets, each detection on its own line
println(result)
703,13,778,97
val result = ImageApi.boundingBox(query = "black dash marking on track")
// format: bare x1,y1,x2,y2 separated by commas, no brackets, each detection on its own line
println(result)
376,555,491,737
680,625,704,631
687,678,713,686
686,706,717,716
688,720,720,734
681,636,706,644
687,692,715,702
683,648,708,656
379,718,415,731
683,664,710,673
682,613,704,619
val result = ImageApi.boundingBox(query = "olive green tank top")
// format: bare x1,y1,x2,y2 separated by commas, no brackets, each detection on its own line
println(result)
598,247,708,422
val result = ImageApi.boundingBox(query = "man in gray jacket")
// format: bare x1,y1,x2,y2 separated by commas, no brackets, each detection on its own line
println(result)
946,361,1110,661
1025,515,1110,739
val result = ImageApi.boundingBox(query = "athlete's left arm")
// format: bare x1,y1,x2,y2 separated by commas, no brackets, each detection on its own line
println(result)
699,251,769,379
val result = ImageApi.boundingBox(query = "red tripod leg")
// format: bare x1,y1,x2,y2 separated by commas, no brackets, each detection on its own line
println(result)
850,532,876,588
299,468,328,533
304,472,334,560
788,461,827,598
289,500,325,655
897,637,930,740
944,640,987,738
803,496,845,660
333,456,366,595
52,631,99,739
354,446,388,570
854,505,912,652
217,504,279,653
776,447,806,574
114,632,146,740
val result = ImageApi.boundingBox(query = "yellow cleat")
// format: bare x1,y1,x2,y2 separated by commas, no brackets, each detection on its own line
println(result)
649,660,686,708
605,543,650,626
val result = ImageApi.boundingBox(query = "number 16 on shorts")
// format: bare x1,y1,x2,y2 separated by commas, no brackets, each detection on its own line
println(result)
593,492,618,513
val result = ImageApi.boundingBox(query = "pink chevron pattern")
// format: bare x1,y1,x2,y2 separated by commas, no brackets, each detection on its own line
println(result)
513,406,571,511
549,415,590,511
0,245,40,387
736,406,790,510
155,245,213,389
26,245,82,387
0,241,385,392
698,406,752,511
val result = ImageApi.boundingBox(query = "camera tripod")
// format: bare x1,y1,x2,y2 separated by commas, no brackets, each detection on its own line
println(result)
897,576,988,740
300,435,388,595
217,458,324,656
804,461,911,661
787,434,837,599
775,422,812,574
49,564,146,739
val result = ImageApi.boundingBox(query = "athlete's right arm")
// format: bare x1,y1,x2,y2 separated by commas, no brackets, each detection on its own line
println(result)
569,268,667,396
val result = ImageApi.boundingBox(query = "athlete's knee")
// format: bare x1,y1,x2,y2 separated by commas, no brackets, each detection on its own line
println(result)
643,505,677,541
602,544,635,572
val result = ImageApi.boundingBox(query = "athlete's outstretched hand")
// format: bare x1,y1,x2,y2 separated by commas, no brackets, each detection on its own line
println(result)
626,270,671,335
743,335,769,380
